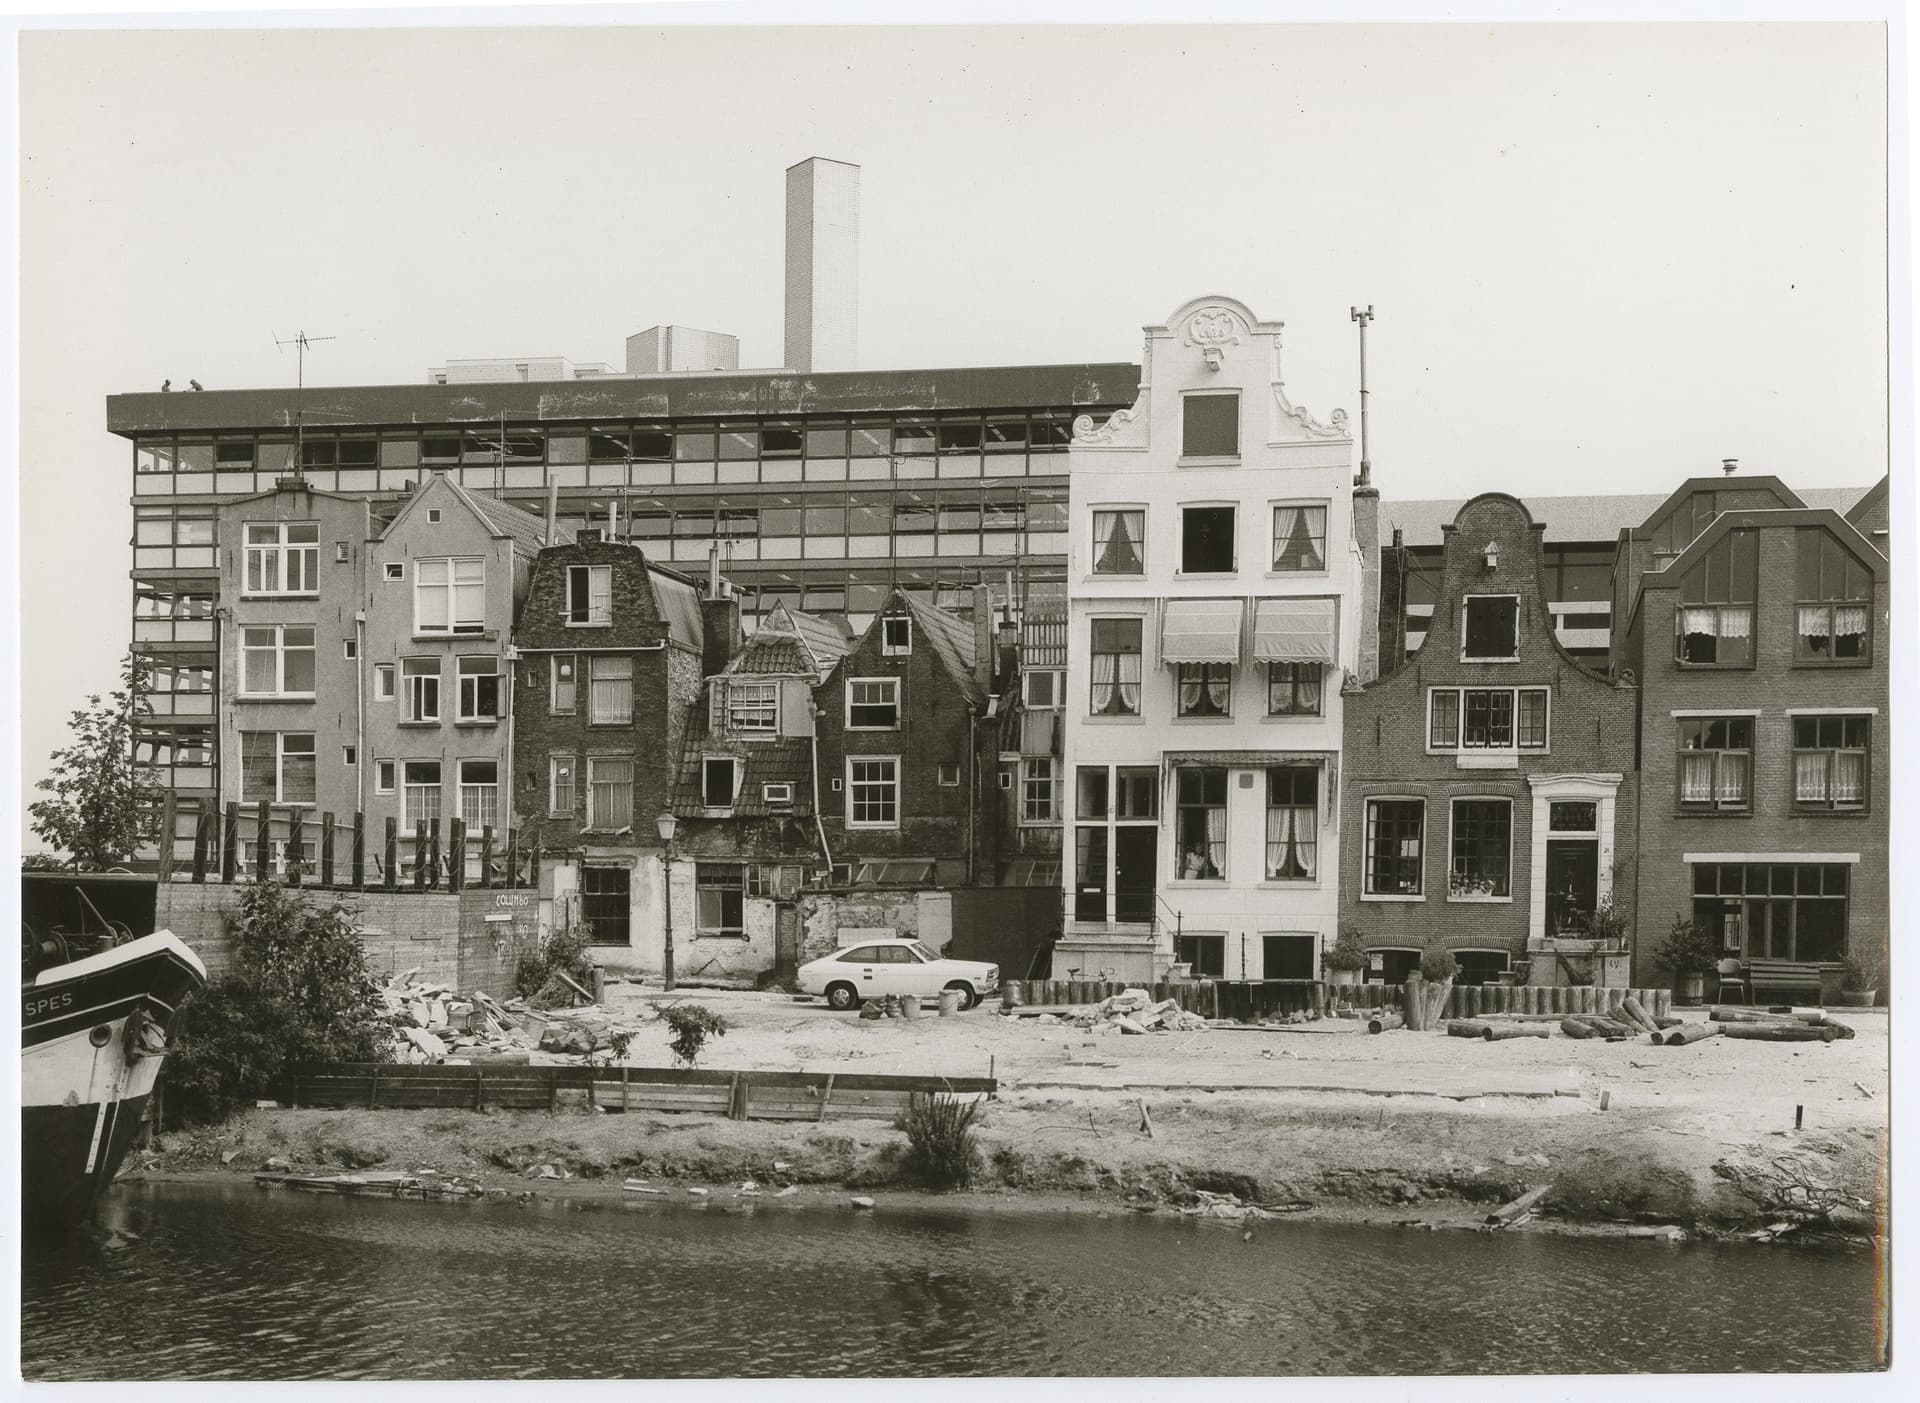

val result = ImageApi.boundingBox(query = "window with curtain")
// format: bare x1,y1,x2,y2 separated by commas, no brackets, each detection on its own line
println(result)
1265,767,1319,881
459,760,499,832
1174,767,1228,881
1089,619,1143,716
1793,715,1869,811
1267,662,1322,717
1091,509,1145,575
586,756,634,829
1795,526,1872,663
1676,717,1752,811
1675,528,1757,665
457,656,500,721
1450,799,1512,898
402,760,442,831
1175,662,1232,718
549,755,576,815
589,655,634,724
1271,505,1328,571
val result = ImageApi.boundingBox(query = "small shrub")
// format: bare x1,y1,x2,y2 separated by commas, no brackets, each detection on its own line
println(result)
516,925,593,1000
1842,947,1885,993
1419,946,1458,982
655,1002,729,1067
898,1092,982,1188
1650,915,1716,976
1322,924,1368,974
1584,894,1631,948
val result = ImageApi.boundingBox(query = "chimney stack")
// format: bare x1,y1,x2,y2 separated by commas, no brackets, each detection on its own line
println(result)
1722,458,1739,476
784,157,860,373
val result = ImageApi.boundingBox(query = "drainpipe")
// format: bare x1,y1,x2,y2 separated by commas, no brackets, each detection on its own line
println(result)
966,708,978,886
354,611,367,817
808,723,834,878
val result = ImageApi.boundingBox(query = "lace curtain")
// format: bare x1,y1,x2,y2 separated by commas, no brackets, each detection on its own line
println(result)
1265,803,1317,880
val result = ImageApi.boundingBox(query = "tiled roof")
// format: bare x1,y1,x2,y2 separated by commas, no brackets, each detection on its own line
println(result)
670,728,817,819
722,633,816,677
759,603,853,683
895,591,985,708
445,479,570,554
1384,486,1873,548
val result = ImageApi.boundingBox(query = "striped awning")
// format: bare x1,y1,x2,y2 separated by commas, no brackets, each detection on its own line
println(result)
1160,598,1244,664
1252,596,1337,663
1164,751,1331,769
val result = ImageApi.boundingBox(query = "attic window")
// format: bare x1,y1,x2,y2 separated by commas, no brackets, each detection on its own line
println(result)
568,564,612,626
882,616,912,656
763,782,794,806
428,509,442,524
703,757,740,808
1462,596,1519,660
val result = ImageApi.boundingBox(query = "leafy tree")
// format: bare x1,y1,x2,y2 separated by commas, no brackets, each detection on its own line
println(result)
28,653,160,870
165,882,392,1124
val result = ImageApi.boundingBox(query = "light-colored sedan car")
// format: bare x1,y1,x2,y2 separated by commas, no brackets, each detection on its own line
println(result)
800,939,999,1011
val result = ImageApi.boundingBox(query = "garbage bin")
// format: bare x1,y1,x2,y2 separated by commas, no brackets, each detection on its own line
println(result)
938,988,961,1017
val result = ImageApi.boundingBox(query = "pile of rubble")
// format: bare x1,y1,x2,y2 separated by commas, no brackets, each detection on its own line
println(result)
1069,988,1208,1036
379,969,643,1064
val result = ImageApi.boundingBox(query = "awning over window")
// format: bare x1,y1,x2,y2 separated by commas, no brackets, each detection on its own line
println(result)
1164,750,1331,769
1160,598,1244,664
1252,596,1337,663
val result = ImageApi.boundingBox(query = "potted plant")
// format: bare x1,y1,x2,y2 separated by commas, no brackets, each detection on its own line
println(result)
1322,925,1368,988
1837,949,1883,1009
1651,915,1715,1005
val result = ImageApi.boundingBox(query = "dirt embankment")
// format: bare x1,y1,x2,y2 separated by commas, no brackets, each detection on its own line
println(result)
134,990,1889,1237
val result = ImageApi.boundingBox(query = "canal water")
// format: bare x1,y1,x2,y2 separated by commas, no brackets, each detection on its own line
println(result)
21,1182,1885,1379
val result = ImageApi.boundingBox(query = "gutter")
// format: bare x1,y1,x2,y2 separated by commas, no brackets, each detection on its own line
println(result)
808,723,834,878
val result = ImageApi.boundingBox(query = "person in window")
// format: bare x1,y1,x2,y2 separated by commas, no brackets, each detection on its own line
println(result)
1180,843,1220,881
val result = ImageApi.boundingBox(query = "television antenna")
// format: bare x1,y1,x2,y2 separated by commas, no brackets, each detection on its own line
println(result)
273,330,336,476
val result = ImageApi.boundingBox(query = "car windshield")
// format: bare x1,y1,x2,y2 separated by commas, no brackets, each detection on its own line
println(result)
908,941,940,962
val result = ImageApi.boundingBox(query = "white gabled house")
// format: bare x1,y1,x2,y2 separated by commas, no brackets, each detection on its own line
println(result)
1058,296,1380,983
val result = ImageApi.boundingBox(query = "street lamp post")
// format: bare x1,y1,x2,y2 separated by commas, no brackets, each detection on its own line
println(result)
656,810,678,991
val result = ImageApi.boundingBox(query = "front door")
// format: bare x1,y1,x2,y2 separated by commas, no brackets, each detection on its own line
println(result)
1074,828,1108,923
1545,840,1600,935
1114,827,1157,924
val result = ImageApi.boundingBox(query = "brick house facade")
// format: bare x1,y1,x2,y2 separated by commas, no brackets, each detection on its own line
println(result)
509,529,704,973
1340,494,1639,985
1621,491,1889,991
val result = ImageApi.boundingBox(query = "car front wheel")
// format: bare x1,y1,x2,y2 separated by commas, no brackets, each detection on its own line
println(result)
825,982,860,1011
943,981,977,1012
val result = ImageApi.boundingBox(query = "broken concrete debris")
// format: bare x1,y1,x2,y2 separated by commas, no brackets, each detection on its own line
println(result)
1070,989,1209,1035
381,969,641,1066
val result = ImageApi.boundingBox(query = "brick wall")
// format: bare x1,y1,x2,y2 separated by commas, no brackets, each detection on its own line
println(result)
1340,494,1640,969
155,883,538,999
1630,516,1890,985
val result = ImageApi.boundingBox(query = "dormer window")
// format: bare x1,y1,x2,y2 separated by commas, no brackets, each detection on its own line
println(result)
713,680,777,733
882,616,912,656
1462,596,1519,660
702,757,741,808
763,782,794,806
1182,393,1239,458
567,564,612,626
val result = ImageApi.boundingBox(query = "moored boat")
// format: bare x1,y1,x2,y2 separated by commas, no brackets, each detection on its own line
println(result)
21,929,207,1228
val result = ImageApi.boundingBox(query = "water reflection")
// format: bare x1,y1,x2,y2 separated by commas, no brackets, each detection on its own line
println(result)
20,1183,1883,1379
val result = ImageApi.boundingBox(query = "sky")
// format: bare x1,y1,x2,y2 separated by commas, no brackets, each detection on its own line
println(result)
8,15,1896,830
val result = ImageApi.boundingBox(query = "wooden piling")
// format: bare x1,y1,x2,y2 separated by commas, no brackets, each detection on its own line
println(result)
449,818,466,894
222,802,239,883
480,826,495,889
384,817,399,891
191,807,210,884
320,812,335,887
414,820,427,890
255,800,271,884
352,811,366,890
287,808,304,886
156,790,177,883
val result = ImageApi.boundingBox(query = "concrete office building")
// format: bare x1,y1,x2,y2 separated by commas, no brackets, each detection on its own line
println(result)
784,157,860,375
625,326,741,375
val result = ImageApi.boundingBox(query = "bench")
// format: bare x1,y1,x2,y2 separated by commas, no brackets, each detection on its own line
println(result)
1745,958,1834,1004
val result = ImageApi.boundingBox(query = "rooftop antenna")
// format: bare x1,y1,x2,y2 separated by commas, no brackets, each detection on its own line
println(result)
1349,305,1374,487
273,330,335,479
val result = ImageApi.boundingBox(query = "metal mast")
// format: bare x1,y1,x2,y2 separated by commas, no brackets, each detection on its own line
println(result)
1349,305,1373,487
274,330,334,479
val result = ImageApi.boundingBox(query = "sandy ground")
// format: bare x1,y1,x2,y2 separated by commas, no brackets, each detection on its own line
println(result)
135,988,1889,1236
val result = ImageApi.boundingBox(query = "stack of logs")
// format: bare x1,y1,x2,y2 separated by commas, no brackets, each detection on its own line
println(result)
1686,1006,1856,1044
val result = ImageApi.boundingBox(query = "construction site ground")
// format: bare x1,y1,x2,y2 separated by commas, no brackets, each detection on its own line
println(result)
139,987,1889,1237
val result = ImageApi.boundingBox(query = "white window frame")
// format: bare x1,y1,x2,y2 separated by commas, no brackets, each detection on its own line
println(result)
846,756,901,829
1447,795,1515,903
343,745,357,767
1426,686,1551,754
585,755,636,831
567,564,613,627
763,782,795,806
373,664,396,702
1089,507,1147,577
846,677,901,730
588,655,634,726
400,759,443,831
239,624,316,698
243,521,321,596
1180,390,1240,461
1178,501,1238,576
1020,756,1059,824
937,761,961,787
1022,670,1062,709
456,655,502,723
414,556,486,636
403,657,440,723
374,759,396,794
1461,594,1521,662
384,561,405,582
240,731,317,806
881,616,913,656
1362,795,1427,902
702,756,742,809
457,758,500,837
343,638,358,660
725,680,779,733
551,654,577,715
549,755,576,815
1269,501,1331,574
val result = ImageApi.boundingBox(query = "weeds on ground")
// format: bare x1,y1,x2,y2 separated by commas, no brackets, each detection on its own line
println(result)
655,1003,729,1067
897,1092,982,1188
